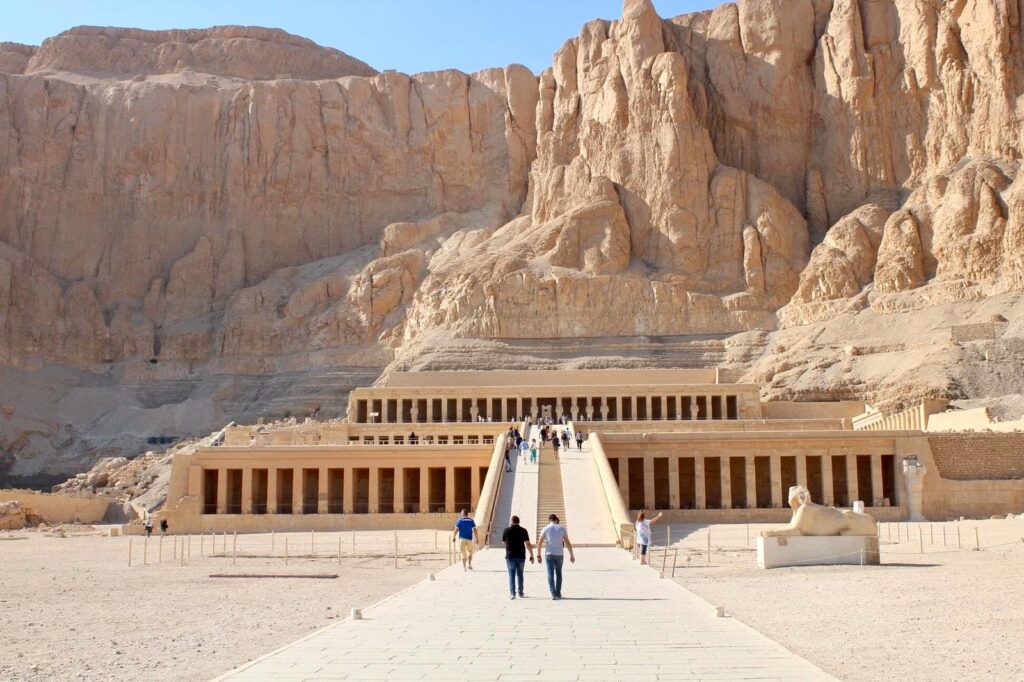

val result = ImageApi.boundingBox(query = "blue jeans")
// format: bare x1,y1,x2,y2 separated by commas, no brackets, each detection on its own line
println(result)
506,558,525,595
545,554,564,596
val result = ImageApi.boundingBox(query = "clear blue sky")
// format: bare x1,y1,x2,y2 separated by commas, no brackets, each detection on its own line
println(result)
3,1,719,75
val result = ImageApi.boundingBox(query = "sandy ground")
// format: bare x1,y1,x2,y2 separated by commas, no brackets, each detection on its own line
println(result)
0,527,452,681
654,519,1024,681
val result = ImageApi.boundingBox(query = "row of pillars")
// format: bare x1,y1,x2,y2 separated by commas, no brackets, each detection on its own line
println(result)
355,394,740,424
609,453,897,510
202,465,484,515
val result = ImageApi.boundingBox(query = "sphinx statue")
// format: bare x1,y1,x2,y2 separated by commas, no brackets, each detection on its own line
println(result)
761,485,878,537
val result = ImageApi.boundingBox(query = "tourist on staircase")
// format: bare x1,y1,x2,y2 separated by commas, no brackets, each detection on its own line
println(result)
537,514,575,600
529,439,538,464
576,430,584,450
501,515,534,600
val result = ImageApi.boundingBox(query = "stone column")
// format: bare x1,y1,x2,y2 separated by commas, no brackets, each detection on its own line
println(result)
720,457,732,509
796,455,808,489
745,456,757,509
445,466,456,513
617,460,629,509
456,398,464,422
769,455,782,508
368,468,380,514
706,395,714,420
643,457,655,510
660,396,667,421
397,399,405,424
516,397,523,421
470,466,481,511
821,456,835,506
267,467,278,514
469,404,478,422
241,468,253,514
601,399,609,421
846,455,859,505
614,396,622,421
694,457,706,509
419,467,430,513
668,457,680,509
394,467,405,514
216,468,228,514
689,397,698,420
426,398,434,423
318,466,329,514
343,467,354,514
870,454,884,506
291,469,303,514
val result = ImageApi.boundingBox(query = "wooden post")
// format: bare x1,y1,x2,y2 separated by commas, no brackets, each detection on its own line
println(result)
745,523,750,548
706,528,711,566
671,548,679,577
271,530,275,552
957,524,962,549
311,530,315,554
975,527,980,551
187,534,191,562
667,526,671,548
394,530,399,569
173,535,177,560
232,531,237,566
143,537,148,566
661,544,668,574
352,530,356,553
338,536,342,566
434,530,438,550
919,527,923,554
285,537,289,566
200,533,204,557
128,537,133,567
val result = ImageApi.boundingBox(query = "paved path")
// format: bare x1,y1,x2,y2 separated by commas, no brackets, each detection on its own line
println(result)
489,443,538,546
219,547,834,681
558,434,617,546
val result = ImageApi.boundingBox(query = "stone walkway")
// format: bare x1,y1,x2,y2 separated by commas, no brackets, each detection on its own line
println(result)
218,547,834,681
557,434,617,546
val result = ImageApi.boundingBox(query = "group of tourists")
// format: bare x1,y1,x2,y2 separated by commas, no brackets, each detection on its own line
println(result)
452,509,576,600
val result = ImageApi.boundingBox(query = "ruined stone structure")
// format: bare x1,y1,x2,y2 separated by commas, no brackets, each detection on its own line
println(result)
157,370,1024,535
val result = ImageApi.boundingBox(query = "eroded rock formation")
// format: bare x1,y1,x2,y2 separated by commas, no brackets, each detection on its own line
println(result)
2,1,1024,481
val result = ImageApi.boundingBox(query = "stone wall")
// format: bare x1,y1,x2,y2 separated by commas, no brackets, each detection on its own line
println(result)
949,323,1006,343
0,490,112,524
928,434,1024,481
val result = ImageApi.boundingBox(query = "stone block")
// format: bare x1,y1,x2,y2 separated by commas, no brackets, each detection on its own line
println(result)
757,535,879,569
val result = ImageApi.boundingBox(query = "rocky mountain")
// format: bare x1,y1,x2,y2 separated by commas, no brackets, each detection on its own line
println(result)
2,1,1024,485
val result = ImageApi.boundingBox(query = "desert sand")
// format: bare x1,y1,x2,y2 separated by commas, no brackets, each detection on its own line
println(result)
0,528,451,681
659,518,1024,681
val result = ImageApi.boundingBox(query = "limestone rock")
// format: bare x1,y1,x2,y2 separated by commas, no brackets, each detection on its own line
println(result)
21,26,377,80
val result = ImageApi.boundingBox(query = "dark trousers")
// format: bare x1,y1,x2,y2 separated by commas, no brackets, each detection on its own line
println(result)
545,554,564,596
506,558,525,595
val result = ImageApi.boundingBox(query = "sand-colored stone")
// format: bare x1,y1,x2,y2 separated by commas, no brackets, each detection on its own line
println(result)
3,0,1024,481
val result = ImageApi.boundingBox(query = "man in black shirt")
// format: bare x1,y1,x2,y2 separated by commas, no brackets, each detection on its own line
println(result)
501,515,534,600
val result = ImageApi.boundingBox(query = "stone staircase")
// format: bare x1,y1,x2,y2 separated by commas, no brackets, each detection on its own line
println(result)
535,427,568,540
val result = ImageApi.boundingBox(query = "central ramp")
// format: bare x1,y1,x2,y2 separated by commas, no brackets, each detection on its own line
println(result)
219,547,835,680
558,426,618,546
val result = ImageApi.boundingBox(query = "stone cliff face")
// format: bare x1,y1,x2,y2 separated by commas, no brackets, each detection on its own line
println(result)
2,1,1024,481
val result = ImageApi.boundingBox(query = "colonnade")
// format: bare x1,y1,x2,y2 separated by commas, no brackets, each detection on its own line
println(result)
200,464,486,516
607,452,898,510
353,393,744,424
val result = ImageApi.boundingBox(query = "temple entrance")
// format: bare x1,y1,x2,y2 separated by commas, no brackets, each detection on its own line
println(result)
541,405,553,420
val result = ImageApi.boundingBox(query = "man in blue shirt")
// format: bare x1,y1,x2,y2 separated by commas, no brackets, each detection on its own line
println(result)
452,509,479,571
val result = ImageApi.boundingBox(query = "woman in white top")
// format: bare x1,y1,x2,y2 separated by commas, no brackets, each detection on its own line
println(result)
634,511,664,565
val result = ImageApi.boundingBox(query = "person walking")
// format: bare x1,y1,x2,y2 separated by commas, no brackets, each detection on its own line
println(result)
501,515,534,599
529,439,538,463
519,437,529,462
159,518,169,534
561,430,570,450
576,430,584,450
143,517,154,537
504,447,513,473
635,511,665,565
537,514,575,599
452,509,479,571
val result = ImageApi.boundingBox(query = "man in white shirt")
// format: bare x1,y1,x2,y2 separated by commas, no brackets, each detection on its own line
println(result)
536,513,575,599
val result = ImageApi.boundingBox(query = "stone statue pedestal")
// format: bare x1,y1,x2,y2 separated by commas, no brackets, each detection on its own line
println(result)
757,535,880,569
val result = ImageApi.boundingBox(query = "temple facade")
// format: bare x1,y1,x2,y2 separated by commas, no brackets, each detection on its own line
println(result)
157,370,1024,535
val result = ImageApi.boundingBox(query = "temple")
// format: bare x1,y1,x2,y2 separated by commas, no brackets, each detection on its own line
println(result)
159,370,1024,540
